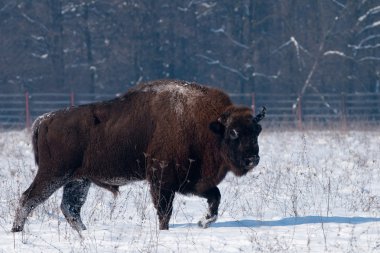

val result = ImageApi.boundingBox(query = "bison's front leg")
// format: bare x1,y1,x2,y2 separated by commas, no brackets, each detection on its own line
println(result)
150,186,175,230
61,179,91,232
197,186,221,228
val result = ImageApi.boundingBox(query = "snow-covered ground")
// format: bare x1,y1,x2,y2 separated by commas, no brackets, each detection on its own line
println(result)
1,129,380,252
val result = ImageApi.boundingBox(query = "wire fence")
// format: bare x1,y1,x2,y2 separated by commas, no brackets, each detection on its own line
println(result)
0,92,379,129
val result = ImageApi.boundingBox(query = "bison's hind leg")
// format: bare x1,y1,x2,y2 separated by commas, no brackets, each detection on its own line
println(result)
60,179,91,232
197,187,221,228
12,175,67,232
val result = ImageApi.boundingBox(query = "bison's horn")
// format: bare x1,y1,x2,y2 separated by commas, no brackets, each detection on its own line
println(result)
254,106,266,122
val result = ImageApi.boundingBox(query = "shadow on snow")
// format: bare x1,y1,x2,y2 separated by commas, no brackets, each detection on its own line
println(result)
171,216,380,229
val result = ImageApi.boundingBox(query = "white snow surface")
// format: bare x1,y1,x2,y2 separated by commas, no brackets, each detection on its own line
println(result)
1,129,380,252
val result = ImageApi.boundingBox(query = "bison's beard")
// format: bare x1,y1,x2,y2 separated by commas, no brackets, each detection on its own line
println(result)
230,164,253,176
221,149,254,177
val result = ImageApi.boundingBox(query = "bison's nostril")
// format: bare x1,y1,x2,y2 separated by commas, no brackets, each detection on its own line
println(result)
244,156,260,167
246,158,253,166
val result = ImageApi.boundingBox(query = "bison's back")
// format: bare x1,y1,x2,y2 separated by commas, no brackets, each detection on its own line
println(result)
134,80,231,124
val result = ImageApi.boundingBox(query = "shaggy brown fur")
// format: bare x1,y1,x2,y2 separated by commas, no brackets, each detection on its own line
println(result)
12,79,265,232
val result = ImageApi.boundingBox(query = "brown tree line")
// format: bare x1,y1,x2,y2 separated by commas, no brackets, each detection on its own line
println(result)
0,0,379,95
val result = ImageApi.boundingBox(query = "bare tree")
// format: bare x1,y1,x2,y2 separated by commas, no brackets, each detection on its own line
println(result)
48,0,65,90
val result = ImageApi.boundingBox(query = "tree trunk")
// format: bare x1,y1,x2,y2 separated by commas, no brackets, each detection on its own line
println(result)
49,0,65,91
83,3,96,94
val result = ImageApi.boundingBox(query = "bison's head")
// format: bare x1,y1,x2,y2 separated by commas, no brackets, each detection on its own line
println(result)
210,106,266,176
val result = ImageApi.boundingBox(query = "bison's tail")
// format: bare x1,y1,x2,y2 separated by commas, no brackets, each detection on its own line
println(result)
31,116,43,165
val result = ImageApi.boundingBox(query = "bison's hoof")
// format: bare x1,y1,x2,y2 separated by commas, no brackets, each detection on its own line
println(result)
198,215,217,228
159,223,169,230
11,225,23,233
68,219,87,232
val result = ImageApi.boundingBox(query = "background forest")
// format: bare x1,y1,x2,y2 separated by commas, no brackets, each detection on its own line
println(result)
0,0,379,95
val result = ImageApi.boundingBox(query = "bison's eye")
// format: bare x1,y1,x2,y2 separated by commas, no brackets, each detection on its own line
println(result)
229,129,239,140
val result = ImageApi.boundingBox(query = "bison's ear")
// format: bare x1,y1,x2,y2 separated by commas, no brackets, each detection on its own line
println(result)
209,120,225,137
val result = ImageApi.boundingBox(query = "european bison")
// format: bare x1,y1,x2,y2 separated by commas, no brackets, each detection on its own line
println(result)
12,80,265,232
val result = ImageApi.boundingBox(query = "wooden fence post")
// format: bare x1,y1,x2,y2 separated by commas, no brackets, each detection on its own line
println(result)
341,92,347,130
297,95,303,130
25,92,31,129
251,93,255,115
70,91,75,107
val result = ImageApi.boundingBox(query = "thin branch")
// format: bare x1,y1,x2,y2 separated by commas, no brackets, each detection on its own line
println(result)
323,50,354,60
309,86,338,114
358,56,380,62
252,71,281,80
352,43,380,50
62,2,83,14
196,54,249,80
358,5,380,22
330,0,345,9
272,36,313,71
178,1,217,18
359,21,380,34
272,36,312,57
0,1,14,13
211,26,249,49
349,35,380,49
178,0,205,12
20,12,49,33
196,2,217,19
31,53,49,59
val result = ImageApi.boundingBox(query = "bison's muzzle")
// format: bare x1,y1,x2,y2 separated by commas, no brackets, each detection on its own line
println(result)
243,155,260,169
